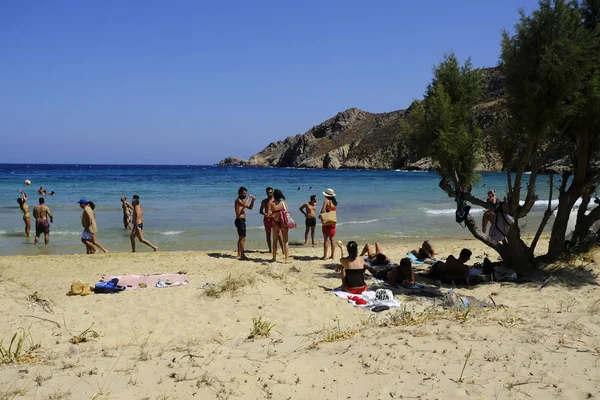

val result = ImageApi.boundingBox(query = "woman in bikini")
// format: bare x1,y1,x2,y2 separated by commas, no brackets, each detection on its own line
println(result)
337,241,367,294
268,189,290,263
482,190,497,234
411,240,436,261
320,188,337,260
87,201,109,254
17,189,31,237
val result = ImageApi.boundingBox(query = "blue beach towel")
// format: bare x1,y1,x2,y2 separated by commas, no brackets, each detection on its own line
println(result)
405,253,438,265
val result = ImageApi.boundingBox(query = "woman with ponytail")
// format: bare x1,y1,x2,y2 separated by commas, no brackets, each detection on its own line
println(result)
336,240,367,294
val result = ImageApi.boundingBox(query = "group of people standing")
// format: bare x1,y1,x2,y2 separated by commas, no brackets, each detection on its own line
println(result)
15,191,157,254
234,187,339,262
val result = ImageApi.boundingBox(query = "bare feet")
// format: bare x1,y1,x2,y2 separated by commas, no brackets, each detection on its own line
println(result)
269,258,277,263
320,256,327,260
153,246,158,252
239,256,249,261
328,256,334,259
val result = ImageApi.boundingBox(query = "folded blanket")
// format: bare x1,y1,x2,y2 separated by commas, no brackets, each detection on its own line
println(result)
101,273,189,289
332,289,401,309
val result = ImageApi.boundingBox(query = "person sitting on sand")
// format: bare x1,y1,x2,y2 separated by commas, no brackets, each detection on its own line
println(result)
365,257,415,287
359,242,392,266
411,240,436,261
429,248,472,285
336,241,368,294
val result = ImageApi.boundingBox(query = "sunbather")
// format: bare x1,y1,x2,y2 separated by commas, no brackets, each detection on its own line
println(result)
337,241,367,294
366,257,415,286
359,242,392,266
411,240,436,261
429,248,473,285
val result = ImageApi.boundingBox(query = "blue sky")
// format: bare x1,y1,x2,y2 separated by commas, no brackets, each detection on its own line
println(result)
0,0,539,165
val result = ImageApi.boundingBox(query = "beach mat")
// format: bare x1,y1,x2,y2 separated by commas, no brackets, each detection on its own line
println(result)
101,273,189,289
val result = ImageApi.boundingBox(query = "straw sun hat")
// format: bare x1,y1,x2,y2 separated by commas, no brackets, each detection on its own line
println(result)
66,280,94,296
323,188,336,197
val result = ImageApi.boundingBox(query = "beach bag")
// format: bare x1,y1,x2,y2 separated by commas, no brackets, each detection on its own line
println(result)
94,278,126,294
319,210,337,226
280,203,297,229
455,193,471,227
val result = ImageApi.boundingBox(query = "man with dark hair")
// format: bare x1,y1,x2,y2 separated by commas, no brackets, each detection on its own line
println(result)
366,257,415,286
130,197,158,252
33,197,53,245
430,248,473,285
299,194,317,246
234,186,255,260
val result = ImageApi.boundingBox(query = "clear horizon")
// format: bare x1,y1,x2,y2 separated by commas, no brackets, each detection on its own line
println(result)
1,0,538,165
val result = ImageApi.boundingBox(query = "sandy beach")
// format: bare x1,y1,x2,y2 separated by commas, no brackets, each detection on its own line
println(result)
1,238,599,399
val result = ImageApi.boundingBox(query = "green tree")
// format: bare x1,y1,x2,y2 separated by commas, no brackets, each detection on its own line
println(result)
413,0,600,274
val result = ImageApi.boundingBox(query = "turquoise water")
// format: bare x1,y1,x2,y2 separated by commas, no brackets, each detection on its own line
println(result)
0,164,556,255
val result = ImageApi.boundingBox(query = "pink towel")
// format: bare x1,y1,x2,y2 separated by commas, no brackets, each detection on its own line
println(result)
102,273,189,289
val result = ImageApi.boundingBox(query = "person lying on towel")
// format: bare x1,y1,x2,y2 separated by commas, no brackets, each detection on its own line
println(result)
429,248,474,285
359,241,392,266
337,241,368,294
411,240,436,261
365,257,415,287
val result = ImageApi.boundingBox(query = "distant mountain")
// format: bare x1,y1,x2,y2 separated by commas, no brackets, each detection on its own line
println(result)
218,67,506,170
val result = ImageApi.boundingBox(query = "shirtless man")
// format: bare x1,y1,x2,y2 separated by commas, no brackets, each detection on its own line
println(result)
366,257,415,286
33,197,53,245
235,186,256,260
259,187,282,253
120,196,133,230
299,194,317,246
430,248,472,285
130,198,158,252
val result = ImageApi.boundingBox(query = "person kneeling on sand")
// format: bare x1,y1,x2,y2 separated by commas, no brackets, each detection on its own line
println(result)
411,240,436,261
359,242,392,266
429,248,473,285
365,257,416,287
337,241,367,294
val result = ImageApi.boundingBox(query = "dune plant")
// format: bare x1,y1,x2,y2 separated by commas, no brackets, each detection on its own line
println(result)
0,328,38,364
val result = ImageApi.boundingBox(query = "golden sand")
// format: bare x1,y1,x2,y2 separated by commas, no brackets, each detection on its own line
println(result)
1,239,599,399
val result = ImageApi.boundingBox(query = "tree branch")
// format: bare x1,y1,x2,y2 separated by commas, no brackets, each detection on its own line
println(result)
464,214,504,253
531,174,554,253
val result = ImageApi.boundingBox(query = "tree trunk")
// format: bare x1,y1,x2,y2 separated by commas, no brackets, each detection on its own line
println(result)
547,191,579,260
497,221,537,276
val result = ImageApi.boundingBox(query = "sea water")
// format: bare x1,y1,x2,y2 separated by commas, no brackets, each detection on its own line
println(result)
0,164,558,256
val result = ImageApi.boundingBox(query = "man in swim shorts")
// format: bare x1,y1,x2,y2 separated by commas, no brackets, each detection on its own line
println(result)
130,197,158,252
299,194,317,246
78,198,97,254
235,186,256,260
33,197,53,245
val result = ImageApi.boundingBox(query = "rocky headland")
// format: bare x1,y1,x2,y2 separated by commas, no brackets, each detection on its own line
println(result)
218,67,510,171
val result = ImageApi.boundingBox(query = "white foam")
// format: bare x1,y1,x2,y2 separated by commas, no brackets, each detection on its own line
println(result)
338,218,386,226
422,208,483,215
159,231,184,235
51,231,81,236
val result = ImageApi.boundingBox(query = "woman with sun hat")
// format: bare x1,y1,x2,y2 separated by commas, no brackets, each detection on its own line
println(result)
319,188,338,260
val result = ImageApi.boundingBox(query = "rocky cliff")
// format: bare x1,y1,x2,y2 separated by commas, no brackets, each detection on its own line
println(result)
218,67,505,170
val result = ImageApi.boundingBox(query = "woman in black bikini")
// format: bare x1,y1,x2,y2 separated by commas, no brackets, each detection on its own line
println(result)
336,241,367,294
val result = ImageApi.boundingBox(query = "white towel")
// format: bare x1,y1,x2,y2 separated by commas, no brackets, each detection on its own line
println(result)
331,289,401,309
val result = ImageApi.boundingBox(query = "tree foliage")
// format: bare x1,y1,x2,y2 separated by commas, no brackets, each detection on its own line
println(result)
411,53,483,192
